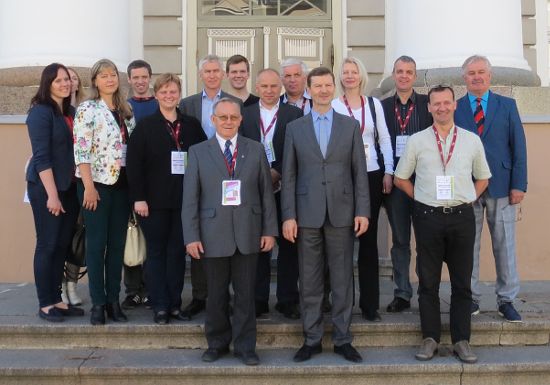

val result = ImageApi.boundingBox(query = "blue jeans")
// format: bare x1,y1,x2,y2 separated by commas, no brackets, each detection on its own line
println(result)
28,182,79,308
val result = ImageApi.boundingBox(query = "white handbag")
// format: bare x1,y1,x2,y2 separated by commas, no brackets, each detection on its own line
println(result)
124,212,146,266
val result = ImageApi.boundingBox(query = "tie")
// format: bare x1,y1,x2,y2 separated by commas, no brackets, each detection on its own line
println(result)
224,140,233,166
318,115,328,158
474,98,485,136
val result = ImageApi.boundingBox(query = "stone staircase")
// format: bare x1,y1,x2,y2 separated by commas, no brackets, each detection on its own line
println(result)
0,282,549,384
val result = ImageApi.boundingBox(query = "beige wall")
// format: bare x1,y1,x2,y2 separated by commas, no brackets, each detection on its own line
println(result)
1,121,549,283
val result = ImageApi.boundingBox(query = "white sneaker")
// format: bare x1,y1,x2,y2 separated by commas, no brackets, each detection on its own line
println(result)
61,282,69,304
66,281,82,306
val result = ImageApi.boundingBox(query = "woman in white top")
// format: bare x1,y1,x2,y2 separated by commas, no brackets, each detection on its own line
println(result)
332,57,394,322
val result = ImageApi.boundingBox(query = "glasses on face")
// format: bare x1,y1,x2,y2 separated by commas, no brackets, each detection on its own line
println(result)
214,114,241,122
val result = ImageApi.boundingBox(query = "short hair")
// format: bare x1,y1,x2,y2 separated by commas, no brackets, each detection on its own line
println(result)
392,55,417,73
226,54,250,73
461,55,492,73
127,59,152,77
338,57,369,94
198,54,223,72
89,58,133,120
30,63,71,116
307,67,335,88
280,58,308,75
428,85,455,103
153,73,182,94
212,97,241,114
256,68,281,81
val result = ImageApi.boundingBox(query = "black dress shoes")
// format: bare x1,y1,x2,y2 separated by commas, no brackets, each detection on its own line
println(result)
39,307,64,322
275,302,300,320
255,301,269,317
362,309,382,322
201,346,230,362
293,343,322,362
181,298,206,318
234,351,260,366
170,309,191,321
386,297,411,313
90,305,105,325
106,302,128,322
55,304,84,317
154,311,169,324
334,343,363,363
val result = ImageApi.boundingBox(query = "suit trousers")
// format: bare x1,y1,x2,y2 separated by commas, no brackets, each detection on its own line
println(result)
298,221,354,346
357,169,383,312
140,208,186,313
190,258,207,301
203,252,258,354
28,182,79,308
413,202,475,343
471,192,520,305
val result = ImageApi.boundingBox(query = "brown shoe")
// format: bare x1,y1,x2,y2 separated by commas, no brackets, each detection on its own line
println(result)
415,337,438,361
453,340,477,363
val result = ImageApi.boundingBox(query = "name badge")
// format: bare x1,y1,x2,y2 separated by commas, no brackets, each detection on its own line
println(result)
436,175,454,200
395,135,409,158
222,179,241,206
264,141,276,164
171,151,187,175
363,143,371,162
120,144,127,167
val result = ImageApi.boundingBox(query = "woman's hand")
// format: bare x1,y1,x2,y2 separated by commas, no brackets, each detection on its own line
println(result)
46,196,65,216
82,186,100,211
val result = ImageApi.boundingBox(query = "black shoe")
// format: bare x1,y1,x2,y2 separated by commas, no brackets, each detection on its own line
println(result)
90,305,105,325
38,307,64,322
106,302,128,322
234,351,260,366
121,294,142,310
181,299,206,318
154,311,169,324
201,346,230,362
362,309,382,322
143,296,151,309
255,301,269,318
275,302,300,320
322,297,332,313
293,343,322,362
386,297,411,313
334,343,363,363
55,304,85,317
170,309,191,321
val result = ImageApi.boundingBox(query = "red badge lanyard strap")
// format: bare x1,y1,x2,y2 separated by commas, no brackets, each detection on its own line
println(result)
343,94,365,135
260,111,278,139
394,103,415,135
300,97,308,112
223,144,238,179
167,121,181,151
433,126,458,173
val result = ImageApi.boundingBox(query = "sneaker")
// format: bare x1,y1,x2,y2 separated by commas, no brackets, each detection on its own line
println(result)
415,337,438,361
121,294,142,310
143,296,151,309
498,303,522,323
453,340,477,364
471,302,480,316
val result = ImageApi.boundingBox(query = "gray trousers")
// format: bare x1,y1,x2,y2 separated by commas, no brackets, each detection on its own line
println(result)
298,222,354,347
472,192,520,305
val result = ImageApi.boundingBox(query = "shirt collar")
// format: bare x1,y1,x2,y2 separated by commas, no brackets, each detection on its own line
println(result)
259,100,280,112
215,132,238,148
394,90,417,105
202,89,222,100
467,90,489,104
311,108,333,122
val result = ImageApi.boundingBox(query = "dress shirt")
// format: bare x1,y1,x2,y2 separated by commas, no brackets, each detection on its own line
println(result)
259,101,279,146
282,90,312,114
311,108,333,157
215,132,238,170
468,91,489,115
201,89,222,139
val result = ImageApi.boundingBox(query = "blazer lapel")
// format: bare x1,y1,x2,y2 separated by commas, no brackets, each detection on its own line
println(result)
234,136,249,179
482,91,498,138
207,138,231,178
457,96,476,132
251,104,262,142
325,112,342,159
303,114,324,159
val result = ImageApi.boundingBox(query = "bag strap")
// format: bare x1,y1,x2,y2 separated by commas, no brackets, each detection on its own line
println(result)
368,96,381,154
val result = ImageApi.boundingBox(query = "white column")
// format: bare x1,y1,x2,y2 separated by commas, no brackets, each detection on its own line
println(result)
0,0,132,69
384,0,530,74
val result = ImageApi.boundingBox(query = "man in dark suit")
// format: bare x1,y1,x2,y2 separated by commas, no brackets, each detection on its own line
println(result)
282,67,370,363
182,98,278,365
381,55,432,313
178,54,242,318
240,68,303,319
454,55,527,323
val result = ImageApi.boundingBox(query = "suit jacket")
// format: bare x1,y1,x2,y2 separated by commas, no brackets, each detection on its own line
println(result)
182,135,278,258
126,108,207,210
281,111,370,228
240,102,303,174
178,90,243,121
26,104,74,191
455,91,527,198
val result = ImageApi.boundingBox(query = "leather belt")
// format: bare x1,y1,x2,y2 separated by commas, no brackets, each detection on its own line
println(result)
414,201,472,214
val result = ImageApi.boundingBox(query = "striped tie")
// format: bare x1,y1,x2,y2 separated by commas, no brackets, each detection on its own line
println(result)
474,98,485,136
224,140,233,165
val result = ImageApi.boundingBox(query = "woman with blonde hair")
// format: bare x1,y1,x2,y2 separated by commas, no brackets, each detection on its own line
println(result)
73,58,135,325
332,57,394,322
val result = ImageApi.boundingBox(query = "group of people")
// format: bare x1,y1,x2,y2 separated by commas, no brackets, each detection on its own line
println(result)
25,52,527,366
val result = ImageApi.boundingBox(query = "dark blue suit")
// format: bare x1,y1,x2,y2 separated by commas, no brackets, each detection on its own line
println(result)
454,91,527,306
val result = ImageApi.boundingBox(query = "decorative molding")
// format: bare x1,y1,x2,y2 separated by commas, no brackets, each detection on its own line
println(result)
207,28,256,66
277,27,324,64
276,27,324,37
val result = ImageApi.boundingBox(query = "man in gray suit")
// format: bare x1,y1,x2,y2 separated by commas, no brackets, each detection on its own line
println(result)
178,54,242,318
282,67,370,363
183,98,277,366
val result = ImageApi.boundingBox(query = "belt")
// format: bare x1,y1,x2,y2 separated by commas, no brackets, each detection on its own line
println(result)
414,201,472,214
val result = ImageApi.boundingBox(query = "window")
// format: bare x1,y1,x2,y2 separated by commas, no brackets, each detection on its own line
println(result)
200,0,328,18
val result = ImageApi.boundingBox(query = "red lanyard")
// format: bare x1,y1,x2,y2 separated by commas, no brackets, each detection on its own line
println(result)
394,103,415,135
167,121,181,151
223,144,238,178
260,110,278,138
433,126,458,172
64,116,74,134
343,95,365,135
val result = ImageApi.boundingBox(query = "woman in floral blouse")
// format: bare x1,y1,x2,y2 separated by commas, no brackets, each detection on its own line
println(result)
73,58,135,325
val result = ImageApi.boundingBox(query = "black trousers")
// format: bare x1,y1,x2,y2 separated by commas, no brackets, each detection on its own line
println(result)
203,252,257,354
140,209,185,313
357,169,383,312
413,202,475,343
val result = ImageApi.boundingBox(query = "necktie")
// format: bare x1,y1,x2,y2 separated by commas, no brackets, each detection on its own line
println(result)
224,140,233,166
319,115,328,158
474,98,485,136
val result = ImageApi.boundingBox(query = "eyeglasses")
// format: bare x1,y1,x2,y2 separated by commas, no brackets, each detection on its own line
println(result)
214,114,241,122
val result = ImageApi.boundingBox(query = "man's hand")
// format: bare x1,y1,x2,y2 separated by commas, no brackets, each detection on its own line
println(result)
509,189,525,205
271,169,282,191
354,216,369,237
186,241,204,260
382,174,393,194
260,236,276,252
282,219,298,243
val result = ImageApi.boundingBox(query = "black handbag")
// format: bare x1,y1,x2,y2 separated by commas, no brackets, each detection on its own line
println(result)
67,211,86,268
